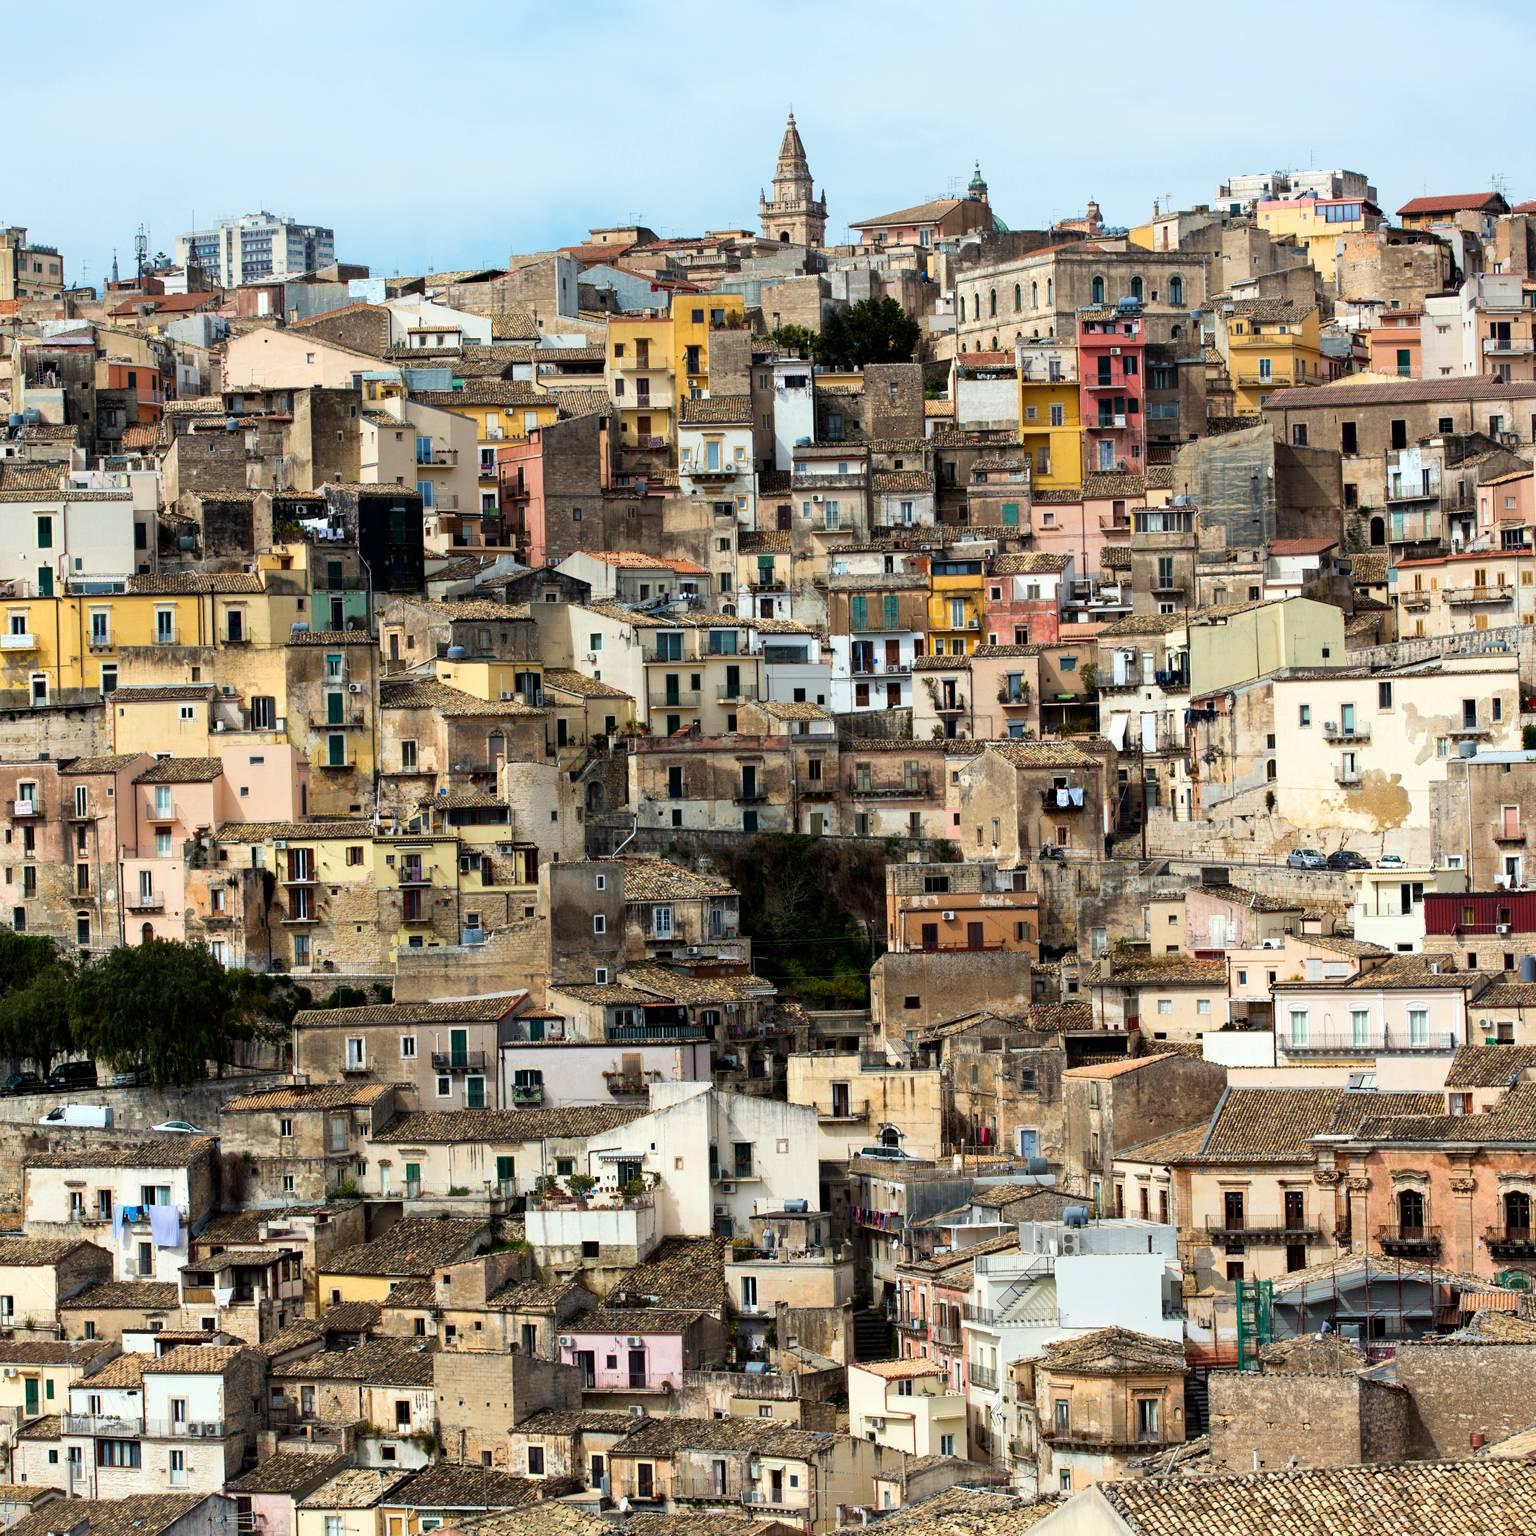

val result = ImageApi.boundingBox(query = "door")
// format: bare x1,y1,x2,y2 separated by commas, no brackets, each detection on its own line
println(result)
449,1028,468,1069
627,1347,647,1388
1284,1189,1305,1231
1223,1189,1245,1231
575,1350,596,1388
465,1075,485,1109
831,1081,850,1118
23,1376,38,1416
405,1161,421,1197
770,1469,784,1503
966,921,984,950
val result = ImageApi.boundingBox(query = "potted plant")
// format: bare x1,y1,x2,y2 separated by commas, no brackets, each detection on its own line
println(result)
567,1173,598,1208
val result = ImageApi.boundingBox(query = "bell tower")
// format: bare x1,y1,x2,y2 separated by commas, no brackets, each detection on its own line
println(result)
758,111,827,248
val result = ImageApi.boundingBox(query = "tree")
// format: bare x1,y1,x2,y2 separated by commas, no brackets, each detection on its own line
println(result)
816,298,920,369
767,323,817,359
71,940,275,1087
0,933,71,1073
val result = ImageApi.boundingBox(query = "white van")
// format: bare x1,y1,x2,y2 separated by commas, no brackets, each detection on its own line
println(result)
38,1104,114,1129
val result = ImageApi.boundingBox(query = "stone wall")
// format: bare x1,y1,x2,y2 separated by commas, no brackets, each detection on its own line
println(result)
1393,1339,1536,1456
1207,1369,1411,1471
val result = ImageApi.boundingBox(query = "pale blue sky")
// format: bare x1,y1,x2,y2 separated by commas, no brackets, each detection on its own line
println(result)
9,0,1530,288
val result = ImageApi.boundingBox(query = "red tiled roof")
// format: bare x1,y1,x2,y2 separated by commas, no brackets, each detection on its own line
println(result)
1269,537,1339,556
1397,193,1507,216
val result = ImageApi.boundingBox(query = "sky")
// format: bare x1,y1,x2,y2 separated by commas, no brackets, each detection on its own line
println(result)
8,0,1533,289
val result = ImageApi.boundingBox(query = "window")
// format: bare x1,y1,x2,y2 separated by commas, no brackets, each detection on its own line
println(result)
1299,705,1311,727
593,914,606,935
1408,1007,1429,1046
344,1037,366,1070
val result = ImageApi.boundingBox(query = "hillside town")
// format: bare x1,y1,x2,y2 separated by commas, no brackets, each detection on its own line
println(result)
6,115,1536,1536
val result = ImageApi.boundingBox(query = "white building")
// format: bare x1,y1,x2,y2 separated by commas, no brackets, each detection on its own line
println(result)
678,400,758,530
175,213,335,287
384,297,493,350
0,491,140,597
769,357,816,472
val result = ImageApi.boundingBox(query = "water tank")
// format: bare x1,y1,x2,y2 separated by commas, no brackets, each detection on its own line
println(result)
1458,740,1478,758
1026,1156,1050,1175
1522,955,1536,984
784,1198,808,1213
1063,1205,1089,1229
446,645,468,661
290,622,309,635
177,535,197,552
225,417,240,432
21,408,41,425
7,414,21,429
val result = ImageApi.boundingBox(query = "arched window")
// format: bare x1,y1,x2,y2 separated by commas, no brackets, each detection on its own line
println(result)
1169,275,1184,306
1397,1188,1426,1237
1506,1190,1532,1236
1171,324,1181,339
988,288,997,317
779,230,790,243
1046,278,1053,304
990,336,998,351
879,1125,902,1150
1369,515,1386,547
1031,281,1039,307
1130,275,1144,301
1091,275,1105,305
1013,283,1022,313
1265,759,1276,782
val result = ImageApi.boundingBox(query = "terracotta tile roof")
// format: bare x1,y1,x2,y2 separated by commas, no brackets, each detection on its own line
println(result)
991,552,1071,574
320,1218,488,1279
392,1461,565,1511
126,572,264,595
301,1467,412,1510
7,1495,211,1536
0,1236,101,1267
78,1353,150,1389
857,1487,1048,1536
1082,472,1147,499
411,382,550,408
567,1307,707,1334
224,1082,396,1112
679,394,751,425
1271,376,1536,410
541,668,631,700
143,1343,250,1375
608,1237,728,1310
380,678,544,717
853,1357,947,1379
1198,882,1304,913
1445,1044,1536,1088
1145,465,1174,490
1352,1084,1536,1144
575,549,708,574
216,818,374,844
1398,192,1508,215
1470,982,1536,1009
612,1415,831,1458
1227,297,1314,325
1098,1457,1536,1536
58,1280,177,1310
133,756,223,784
751,698,830,721
26,1137,217,1170
274,1337,436,1387
1099,544,1131,569
618,857,737,901
13,1416,60,1442
987,741,1101,769
972,643,1042,658
109,684,214,704
1195,1088,1441,1162
739,530,791,553
384,1278,435,1309
1269,536,1339,556
872,470,933,494
1116,1124,1211,1165
852,197,967,229
292,994,524,1028
1095,611,1187,637
372,1106,642,1144
230,1451,349,1496
0,1340,113,1366
64,754,146,776
286,630,377,646
484,1277,587,1312
1040,1325,1183,1375
616,966,773,1004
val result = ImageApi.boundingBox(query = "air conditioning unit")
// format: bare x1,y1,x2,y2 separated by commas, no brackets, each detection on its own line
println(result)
1110,347,1122,355
722,1181,736,1194
1,1368,15,1379
941,910,956,922
499,692,514,701
273,840,287,851
558,1335,574,1348
626,1336,645,1348
1498,924,1512,934
347,683,363,694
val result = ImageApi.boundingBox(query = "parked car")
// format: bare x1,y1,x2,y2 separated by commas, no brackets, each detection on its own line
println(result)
1377,853,1405,869
109,1067,151,1088
150,1120,205,1134
0,1071,41,1096
857,1145,919,1161
1286,848,1326,869
1326,849,1371,871
39,1104,113,1129
45,1059,98,1091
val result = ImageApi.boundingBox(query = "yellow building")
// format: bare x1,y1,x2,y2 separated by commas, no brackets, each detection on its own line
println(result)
607,315,677,449
926,551,986,656
1255,195,1379,282
1220,299,1325,414
1018,378,1082,491
671,292,746,397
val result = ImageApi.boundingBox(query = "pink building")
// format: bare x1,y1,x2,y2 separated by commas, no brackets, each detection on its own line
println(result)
984,552,1073,645
1477,468,1534,545
1078,305,1146,475
122,750,308,946
557,1309,718,1397
1369,310,1422,379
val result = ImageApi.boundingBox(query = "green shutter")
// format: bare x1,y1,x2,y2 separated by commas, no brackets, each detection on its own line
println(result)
1001,502,1019,526
851,595,868,629
883,594,899,629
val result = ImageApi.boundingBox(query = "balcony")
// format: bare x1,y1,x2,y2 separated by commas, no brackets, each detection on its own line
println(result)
397,868,432,888
1042,789,1085,811
1042,1425,1170,1450
1484,337,1536,356
508,1084,544,1106
852,659,911,677
718,683,759,702
998,689,1031,708
430,1050,486,1072
1445,585,1513,605
851,774,932,799
1400,592,1432,610
11,800,39,818
1493,826,1528,845
688,462,739,481
126,891,165,911
1323,723,1371,744
608,1021,710,1043
969,1364,999,1390
1484,1225,1536,1258
816,1102,868,1124
1334,767,1362,786
1203,1217,1319,1243
0,632,37,651
615,353,663,374
733,789,767,804
415,447,459,467
1375,1224,1441,1257
146,801,178,824
1386,480,1440,503
63,1413,142,1437
605,1069,662,1098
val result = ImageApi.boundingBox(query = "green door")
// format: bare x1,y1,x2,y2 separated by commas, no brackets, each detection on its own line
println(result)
449,1028,468,1069
327,691,345,725
466,1076,485,1109
23,1376,38,1415
495,1156,514,1192
404,1161,421,1196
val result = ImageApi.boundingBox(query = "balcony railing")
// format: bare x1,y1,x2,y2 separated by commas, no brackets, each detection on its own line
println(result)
1042,789,1085,811
851,775,932,798
718,683,759,702
969,1364,999,1390
1322,723,1371,743
650,689,703,708
416,448,458,466
1203,1217,1318,1243
1445,586,1513,605
126,891,165,911
430,1050,486,1072
1484,1226,1536,1258
1375,1224,1441,1257
816,1102,868,1123
1484,337,1536,355
0,633,37,651
1335,767,1362,785
508,1084,544,1106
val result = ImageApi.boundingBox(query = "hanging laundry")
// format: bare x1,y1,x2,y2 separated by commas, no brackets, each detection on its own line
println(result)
111,1204,123,1244
148,1204,181,1248
1068,788,1085,807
